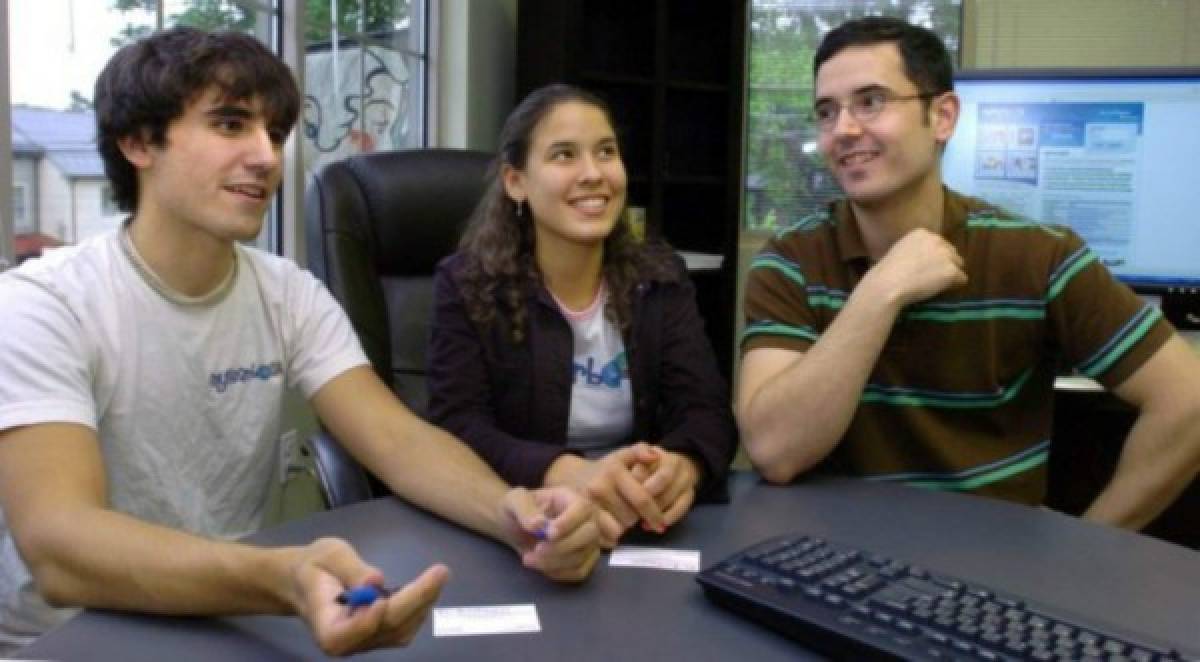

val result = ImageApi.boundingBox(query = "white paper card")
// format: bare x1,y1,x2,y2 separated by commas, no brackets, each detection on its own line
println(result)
432,604,541,637
608,545,701,573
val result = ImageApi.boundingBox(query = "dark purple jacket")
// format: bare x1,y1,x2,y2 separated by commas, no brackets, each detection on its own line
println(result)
427,252,736,497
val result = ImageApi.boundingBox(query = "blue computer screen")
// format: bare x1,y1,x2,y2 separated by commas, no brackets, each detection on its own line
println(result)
943,70,1200,292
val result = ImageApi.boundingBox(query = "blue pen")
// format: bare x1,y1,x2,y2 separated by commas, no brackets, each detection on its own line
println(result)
336,584,394,608
532,524,549,541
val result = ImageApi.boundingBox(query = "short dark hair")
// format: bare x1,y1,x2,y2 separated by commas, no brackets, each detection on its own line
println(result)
813,16,954,98
93,26,300,213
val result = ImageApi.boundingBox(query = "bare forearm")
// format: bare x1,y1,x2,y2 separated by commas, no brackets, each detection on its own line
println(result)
314,367,605,584
22,506,300,615
313,367,520,550
740,282,902,482
1083,406,1200,529
368,417,517,547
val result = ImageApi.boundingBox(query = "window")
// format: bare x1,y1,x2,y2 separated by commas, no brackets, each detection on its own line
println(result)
101,184,120,218
11,183,26,229
302,0,427,175
2,0,429,267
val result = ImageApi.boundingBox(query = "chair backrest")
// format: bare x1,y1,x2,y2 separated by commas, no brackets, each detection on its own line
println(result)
305,148,493,415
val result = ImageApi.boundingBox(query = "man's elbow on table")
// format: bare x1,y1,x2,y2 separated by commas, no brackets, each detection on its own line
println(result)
737,348,831,484
14,520,92,608
739,421,824,485
1163,392,1200,482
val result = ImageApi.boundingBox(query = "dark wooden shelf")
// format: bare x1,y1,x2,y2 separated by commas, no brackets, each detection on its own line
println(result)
665,80,730,94
663,174,725,185
579,71,657,88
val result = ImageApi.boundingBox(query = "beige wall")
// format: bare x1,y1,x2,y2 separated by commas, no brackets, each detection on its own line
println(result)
963,0,1200,68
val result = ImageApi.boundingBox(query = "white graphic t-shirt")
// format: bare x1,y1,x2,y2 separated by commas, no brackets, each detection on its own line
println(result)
554,282,633,455
0,230,368,653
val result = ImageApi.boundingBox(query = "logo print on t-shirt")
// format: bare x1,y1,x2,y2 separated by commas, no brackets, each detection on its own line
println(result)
574,351,629,389
209,361,283,393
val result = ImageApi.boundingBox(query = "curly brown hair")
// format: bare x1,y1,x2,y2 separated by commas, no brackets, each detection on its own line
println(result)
457,84,679,343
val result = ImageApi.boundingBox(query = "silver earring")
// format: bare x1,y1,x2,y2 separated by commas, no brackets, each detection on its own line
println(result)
515,199,526,217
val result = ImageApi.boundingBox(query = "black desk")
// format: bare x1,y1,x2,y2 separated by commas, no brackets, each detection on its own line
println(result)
19,474,1200,660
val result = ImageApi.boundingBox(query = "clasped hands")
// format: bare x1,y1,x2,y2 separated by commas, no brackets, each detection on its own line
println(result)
546,442,701,548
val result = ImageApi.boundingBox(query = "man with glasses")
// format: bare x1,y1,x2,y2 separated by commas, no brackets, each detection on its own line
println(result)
736,17,1200,530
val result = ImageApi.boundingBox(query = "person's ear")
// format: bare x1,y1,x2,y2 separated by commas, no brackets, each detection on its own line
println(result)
931,91,960,146
117,132,155,170
501,162,526,206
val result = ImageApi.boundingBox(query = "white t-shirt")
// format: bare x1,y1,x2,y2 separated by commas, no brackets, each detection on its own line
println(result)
0,230,368,652
556,283,633,455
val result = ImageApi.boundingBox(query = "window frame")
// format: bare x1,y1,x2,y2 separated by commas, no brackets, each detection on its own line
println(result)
285,0,433,265
0,0,12,269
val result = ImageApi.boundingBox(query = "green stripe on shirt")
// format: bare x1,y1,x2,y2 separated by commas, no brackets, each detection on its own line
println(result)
967,217,1065,238
1080,306,1163,378
741,322,819,344
860,367,1033,408
749,255,806,288
1046,249,1098,301
807,291,845,311
902,447,1048,491
903,306,1045,322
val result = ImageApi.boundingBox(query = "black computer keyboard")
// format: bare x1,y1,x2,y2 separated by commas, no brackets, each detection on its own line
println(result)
697,534,1200,661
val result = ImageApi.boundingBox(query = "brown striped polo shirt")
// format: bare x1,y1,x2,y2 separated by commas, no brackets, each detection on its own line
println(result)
742,188,1174,505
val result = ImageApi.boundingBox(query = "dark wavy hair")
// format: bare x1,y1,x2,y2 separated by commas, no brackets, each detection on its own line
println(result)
456,83,678,343
94,26,301,213
814,16,954,111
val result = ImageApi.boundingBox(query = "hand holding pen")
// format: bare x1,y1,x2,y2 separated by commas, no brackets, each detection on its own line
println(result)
336,583,397,609
291,537,449,656
501,485,602,583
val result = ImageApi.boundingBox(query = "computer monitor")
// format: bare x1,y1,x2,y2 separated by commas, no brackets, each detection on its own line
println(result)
943,69,1200,295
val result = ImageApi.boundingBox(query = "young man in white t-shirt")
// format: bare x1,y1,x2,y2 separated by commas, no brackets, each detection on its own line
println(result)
0,27,600,657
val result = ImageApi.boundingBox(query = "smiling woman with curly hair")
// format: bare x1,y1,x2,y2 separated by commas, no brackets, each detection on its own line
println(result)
427,83,737,549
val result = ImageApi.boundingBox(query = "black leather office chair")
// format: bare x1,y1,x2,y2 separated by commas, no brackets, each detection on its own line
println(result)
304,148,493,508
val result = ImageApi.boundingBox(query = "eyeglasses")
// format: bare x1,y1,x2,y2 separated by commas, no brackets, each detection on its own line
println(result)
811,89,935,132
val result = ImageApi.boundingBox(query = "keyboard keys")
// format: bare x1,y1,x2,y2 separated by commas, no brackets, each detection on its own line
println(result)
1003,639,1030,655
951,638,974,653
697,534,1194,662
836,614,863,628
